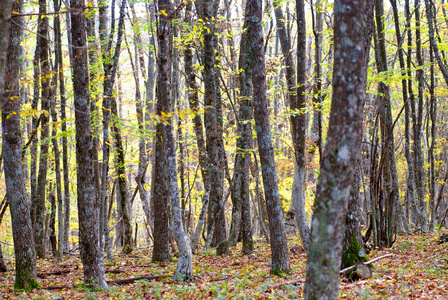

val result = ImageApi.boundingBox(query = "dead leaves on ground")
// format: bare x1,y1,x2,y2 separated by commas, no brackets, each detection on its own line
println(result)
0,232,447,299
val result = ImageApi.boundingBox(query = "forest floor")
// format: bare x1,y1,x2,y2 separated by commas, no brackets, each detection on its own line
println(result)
0,231,447,299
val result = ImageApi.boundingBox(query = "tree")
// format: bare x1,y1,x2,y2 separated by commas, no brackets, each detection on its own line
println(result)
228,8,254,253
341,0,374,269
1,0,40,291
197,0,229,256
246,0,290,274
152,0,172,263
70,0,106,287
294,0,311,252
304,0,367,297
32,0,51,259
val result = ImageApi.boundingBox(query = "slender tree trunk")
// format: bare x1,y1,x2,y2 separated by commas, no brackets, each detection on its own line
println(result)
304,0,366,297
129,0,151,238
294,0,311,252
375,0,407,237
308,0,323,166
428,41,437,231
152,0,172,262
246,0,290,274
184,1,209,252
1,0,40,290
405,0,418,225
166,91,193,280
197,0,228,255
413,0,427,230
110,96,133,254
33,0,51,259
228,12,254,253
70,0,106,287
52,0,64,260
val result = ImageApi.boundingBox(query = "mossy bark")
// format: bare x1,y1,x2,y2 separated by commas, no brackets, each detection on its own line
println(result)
341,233,368,269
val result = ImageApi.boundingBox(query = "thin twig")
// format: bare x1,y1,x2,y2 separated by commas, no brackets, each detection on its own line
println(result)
340,254,395,274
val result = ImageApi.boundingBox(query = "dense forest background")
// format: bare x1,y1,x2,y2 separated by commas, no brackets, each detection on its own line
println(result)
1,0,448,298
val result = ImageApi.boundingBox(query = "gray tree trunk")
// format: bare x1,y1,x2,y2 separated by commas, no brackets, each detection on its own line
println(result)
413,0,428,230
1,0,40,290
294,0,311,252
228,11,254,253
341,0,374,268
70,0,106,287
52,0,64,260
405,0,418,225
246,0,290,274
304,0,366,297
184,1,209,252
33,0,51,259
197,0,228,256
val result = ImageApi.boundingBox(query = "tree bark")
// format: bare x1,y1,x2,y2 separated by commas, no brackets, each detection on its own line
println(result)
70,0,106,287
152,0,172,262
1,0,40,290
33,0,51,259
184,1,209,252
304,0,366,297
197,0,228,255
52,0,64,260
246,0,290,274
341,0,374,268
228,11,254,253
413,0,427,231
294,0,311,252
405,0,418,225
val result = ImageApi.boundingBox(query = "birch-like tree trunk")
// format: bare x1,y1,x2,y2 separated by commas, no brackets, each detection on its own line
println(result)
304,0,366,297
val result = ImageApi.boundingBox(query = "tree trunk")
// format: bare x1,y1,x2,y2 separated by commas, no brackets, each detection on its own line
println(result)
341,0,374,268
99,0,128,257
152,0,172,262
294,0,311,252
1,0,40,290
70,0,106,287
33,0,51,259
246,0,290,274
228,11,254,253
0,242,6,272
304,0,366,297
413,0,428,230
166,102,193,281
52,0,64,260
428,40,437,231
197,0,228,256
375,0,408,237
184,1,209,252
405,0,418,225
129,0,151,240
